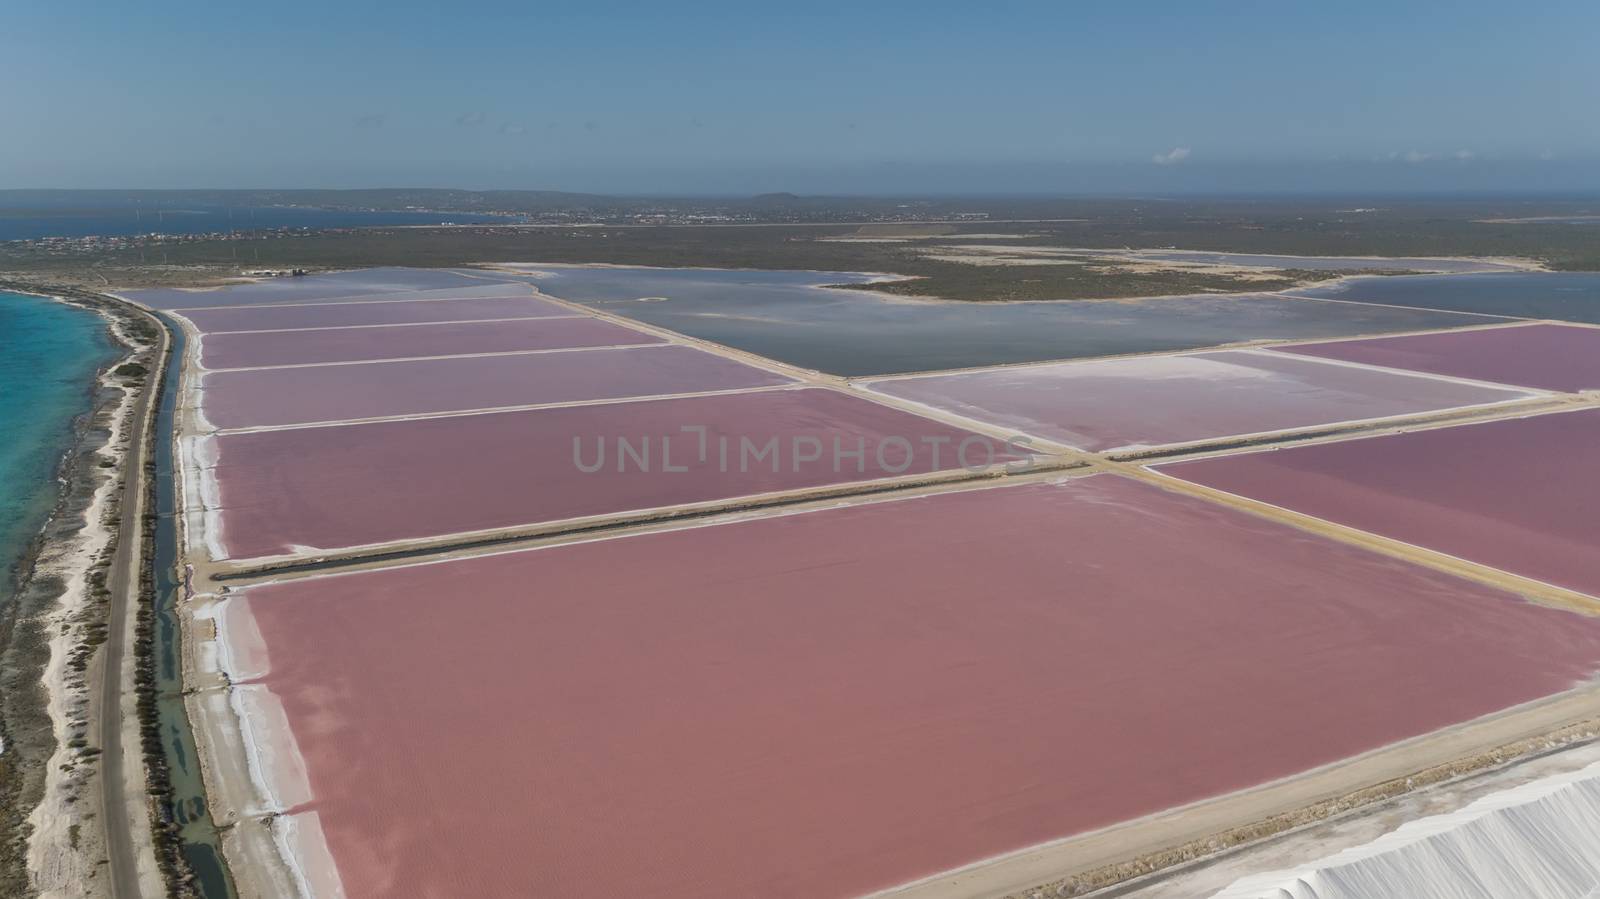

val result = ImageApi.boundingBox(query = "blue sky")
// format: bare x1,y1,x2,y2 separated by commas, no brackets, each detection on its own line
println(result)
5,0,1598,193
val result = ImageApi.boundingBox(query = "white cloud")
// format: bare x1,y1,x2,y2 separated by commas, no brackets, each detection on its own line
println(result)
1152,147,1191,166
1453,149,1476,161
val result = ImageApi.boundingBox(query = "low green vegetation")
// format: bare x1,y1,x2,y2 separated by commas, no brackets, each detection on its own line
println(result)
3,197,1597,299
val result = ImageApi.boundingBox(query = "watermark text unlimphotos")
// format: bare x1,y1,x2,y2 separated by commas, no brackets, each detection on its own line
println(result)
574,426,1036,475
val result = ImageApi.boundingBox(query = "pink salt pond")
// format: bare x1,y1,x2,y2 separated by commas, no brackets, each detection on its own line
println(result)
217,475,1600,899
867,348,1531,451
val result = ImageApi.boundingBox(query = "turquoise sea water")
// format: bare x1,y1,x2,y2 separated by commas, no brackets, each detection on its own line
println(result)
0,291,114,590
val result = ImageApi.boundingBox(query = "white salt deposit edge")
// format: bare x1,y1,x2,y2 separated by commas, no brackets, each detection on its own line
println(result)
1211,761,1600,899
228,685,314,815
207,595,271,682
180,433,227,560
207,594,314,815
205,597,344,897
190,370,216,433
274,811,348,899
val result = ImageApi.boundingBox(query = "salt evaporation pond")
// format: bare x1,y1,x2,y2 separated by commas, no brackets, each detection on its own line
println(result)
1276,323,1600,393
195,318,657,369
867,349,1533,452
200,345,792,429
1289,272,1600,323
121,267,509,308
214,475,1600,899
1162,408,1600,598
495,265,1498,376
198,388,1013,560
174,293,571,331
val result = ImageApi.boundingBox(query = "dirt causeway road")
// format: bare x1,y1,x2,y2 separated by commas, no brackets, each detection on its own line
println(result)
89,304,166,899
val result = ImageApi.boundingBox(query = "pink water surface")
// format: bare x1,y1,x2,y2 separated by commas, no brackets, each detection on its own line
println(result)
207,388,1015,559
129,269,516,308
201,345,793,428
1275,323,1600,392
1163,408,1600,597
198,317,660,368
870,349,1528,451
179,294,573,333
230,475,1600,899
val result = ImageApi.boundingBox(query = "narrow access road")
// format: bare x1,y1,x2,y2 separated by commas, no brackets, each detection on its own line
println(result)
92,306,167,899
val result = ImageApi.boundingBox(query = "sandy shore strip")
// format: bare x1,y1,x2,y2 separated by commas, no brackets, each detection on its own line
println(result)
14,294,162,898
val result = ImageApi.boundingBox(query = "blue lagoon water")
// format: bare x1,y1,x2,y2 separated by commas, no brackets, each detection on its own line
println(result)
505,265,1502,375
1288,272,1600,323
0,292,115,588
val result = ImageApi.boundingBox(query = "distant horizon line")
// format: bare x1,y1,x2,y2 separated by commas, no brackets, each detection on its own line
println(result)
4,186,1600,201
